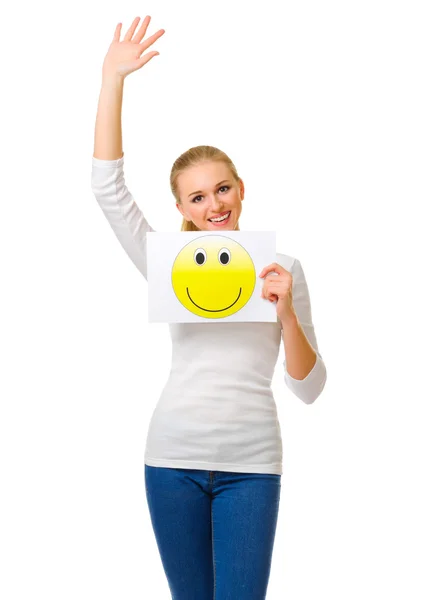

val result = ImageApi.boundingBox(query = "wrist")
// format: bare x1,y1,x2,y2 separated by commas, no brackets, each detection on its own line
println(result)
280,309,299,328
101,72,125,89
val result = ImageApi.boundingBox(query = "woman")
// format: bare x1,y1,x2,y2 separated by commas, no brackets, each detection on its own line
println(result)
91,15,327,600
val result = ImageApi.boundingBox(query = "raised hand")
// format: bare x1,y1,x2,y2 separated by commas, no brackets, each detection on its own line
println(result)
102,15,165,81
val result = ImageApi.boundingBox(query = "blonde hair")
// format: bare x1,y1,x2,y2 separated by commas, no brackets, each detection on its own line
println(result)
170,145,241,231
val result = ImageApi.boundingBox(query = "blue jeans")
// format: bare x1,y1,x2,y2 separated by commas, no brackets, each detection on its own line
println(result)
144,465,281,599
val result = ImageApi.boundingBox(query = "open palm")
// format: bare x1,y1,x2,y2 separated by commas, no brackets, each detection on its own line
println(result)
102,15,165,80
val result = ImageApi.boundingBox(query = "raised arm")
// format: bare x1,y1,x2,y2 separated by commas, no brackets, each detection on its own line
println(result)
91,16,165,279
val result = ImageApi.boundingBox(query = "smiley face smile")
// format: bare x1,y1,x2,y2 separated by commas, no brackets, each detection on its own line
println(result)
186,287,242,312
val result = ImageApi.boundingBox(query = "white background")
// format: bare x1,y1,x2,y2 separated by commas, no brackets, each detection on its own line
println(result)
1,1,435,598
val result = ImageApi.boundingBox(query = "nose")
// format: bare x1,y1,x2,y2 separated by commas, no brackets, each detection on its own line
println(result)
210,193,224,211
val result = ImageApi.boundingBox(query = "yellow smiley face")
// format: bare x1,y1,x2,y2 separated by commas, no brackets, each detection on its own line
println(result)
171,235,256,319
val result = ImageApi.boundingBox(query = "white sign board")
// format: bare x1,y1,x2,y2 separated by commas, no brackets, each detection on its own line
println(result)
146,231,277,323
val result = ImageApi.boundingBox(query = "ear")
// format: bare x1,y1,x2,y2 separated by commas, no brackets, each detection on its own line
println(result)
239,179,245,201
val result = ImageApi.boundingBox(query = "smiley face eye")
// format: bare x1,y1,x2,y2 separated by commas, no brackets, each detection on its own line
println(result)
218,248,231,265
194,248,207,265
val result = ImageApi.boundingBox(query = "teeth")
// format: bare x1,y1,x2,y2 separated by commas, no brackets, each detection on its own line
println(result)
210,211,230,222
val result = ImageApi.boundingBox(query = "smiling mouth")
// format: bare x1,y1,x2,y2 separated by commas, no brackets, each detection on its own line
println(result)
186,287,242,312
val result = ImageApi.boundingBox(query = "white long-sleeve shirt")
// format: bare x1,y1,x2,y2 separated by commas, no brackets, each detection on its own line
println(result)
91,154,327,475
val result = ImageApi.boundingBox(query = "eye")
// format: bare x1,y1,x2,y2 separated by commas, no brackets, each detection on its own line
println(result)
194,248,207,265
191,186,229,203
218,248,231,265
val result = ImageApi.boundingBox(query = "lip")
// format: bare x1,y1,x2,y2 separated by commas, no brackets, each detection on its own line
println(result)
208,210,231,226
209,210,230,219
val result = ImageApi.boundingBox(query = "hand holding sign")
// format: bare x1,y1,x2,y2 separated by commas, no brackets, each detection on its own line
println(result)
259,262,296,323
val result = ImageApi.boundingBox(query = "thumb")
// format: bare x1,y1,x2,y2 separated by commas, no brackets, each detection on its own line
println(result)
136,51,160,68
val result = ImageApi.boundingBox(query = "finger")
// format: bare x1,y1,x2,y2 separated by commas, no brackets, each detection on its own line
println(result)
259,263,285,278
136,51,160,69
132,15,152,44
139,28,166,53
259,262,279,275
258,265,271,278
113,22,122,42
262,283,275,301
265,291,278,302
266,286,290,299
124,16,141,42
265,280,287,291
265,275,285,283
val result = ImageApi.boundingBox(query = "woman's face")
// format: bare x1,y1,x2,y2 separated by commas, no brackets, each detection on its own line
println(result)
176,161,244,231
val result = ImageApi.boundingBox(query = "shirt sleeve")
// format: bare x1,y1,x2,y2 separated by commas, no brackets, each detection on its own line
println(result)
90,154,154,280
281,258,327,404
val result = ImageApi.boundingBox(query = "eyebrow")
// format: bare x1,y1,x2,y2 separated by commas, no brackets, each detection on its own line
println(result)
188,180,230,198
